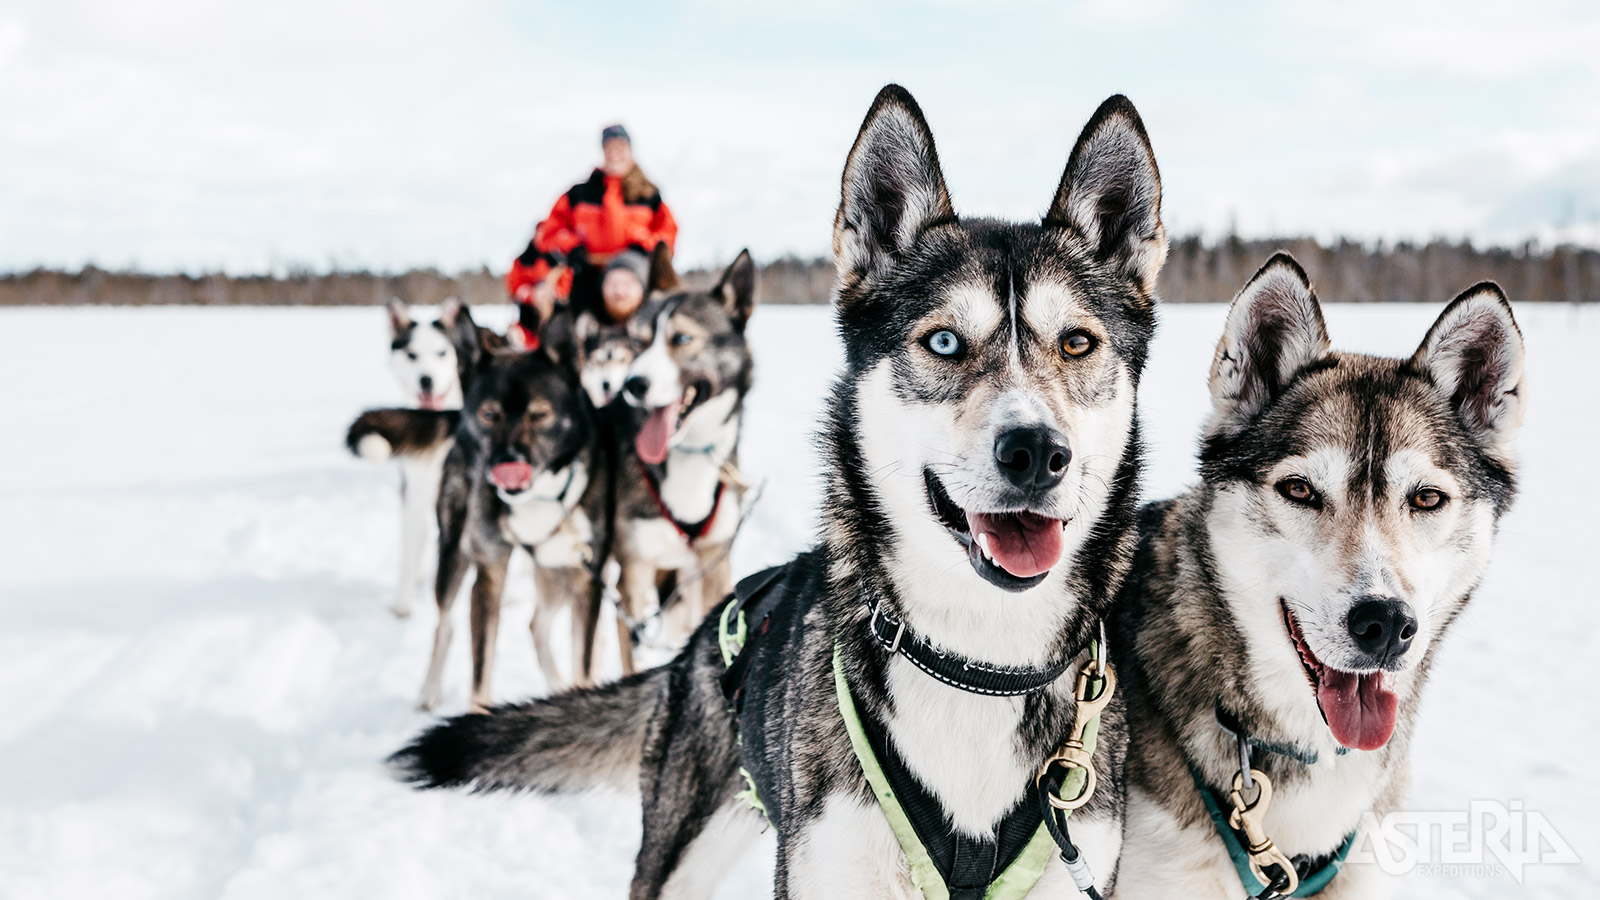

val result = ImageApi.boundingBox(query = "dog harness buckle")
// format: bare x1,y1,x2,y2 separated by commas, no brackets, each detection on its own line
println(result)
1227,769,1300,896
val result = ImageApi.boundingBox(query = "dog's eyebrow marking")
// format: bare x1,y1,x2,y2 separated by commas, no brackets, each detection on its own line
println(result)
1007,263,1022,367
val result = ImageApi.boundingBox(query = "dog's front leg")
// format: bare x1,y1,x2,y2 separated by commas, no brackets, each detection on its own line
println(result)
466,544,511,713
616,560,657,675
530,563,571,692
781,794,918,900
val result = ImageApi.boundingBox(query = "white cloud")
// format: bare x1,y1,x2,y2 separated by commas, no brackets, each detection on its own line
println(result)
0,0,1596,276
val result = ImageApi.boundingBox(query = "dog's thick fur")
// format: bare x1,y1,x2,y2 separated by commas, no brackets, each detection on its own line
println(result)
1111,256,1525,899
393,85,1168,899
609,248,757,672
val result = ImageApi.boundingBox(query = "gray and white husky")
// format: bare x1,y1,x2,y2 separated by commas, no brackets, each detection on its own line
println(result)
611,248,756,672
1112,255,1525,899
393,85,1168,899
352,298,472,617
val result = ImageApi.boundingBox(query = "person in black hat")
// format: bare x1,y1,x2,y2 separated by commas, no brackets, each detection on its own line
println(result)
506,124,678,342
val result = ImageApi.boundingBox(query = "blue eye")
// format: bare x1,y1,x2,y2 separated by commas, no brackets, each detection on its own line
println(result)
925,329,963,357
671,332,692,346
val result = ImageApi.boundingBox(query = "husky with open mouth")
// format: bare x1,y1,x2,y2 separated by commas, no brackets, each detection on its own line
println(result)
608,247,756,671
391,84,1167,899
1111,255,1525,899
350,298,476,618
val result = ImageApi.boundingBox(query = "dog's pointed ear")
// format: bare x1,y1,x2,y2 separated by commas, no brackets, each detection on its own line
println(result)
539,306,580,370
647,242,681,294
1206,253,1329,435
714,249,757,330
1047,95,1166,294
437,296,463,328
832,84,954,283
444,300,483,374
1410,283,1525,454
386,297,412,338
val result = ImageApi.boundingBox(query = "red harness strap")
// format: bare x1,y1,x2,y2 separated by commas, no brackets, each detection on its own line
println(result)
637,459,725,543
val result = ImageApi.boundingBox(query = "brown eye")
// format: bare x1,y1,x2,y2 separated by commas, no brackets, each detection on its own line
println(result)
477,405,502,427
1276,476,1320,508
1410,488,1447,511
1061,330,1096,358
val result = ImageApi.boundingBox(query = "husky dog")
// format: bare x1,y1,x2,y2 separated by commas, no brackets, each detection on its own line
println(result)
409,315,611,712
575,310,641,409
393,85,1168,899
1112,255,1525,899
609,249,756,672
352,299,475,617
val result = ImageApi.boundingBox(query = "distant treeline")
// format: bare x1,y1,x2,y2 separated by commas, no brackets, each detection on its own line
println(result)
3,238,1596,306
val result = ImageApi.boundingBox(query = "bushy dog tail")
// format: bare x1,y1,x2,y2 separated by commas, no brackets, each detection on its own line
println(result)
345,408,459,462
388,668,664,793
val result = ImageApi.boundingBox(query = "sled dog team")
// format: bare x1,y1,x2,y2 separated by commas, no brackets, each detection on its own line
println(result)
360,86,1525,899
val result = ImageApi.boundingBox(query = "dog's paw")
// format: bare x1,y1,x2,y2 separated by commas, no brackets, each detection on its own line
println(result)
390,599,413,619
356,433,392,462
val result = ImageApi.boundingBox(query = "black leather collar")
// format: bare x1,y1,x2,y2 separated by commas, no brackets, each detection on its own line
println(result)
866,600,1074,696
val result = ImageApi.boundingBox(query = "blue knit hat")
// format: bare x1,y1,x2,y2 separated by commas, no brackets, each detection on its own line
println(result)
601,124,630,146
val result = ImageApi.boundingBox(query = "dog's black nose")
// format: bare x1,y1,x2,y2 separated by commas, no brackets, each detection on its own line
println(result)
419,375,434,392
1346,597,1418,666
994,426,1071,492
623,375,649,400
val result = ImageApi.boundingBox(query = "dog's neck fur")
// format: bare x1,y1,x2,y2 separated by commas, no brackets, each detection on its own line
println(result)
497,450,590,548
649,387,741,526
1123,488,1429,859
818,384,1141,837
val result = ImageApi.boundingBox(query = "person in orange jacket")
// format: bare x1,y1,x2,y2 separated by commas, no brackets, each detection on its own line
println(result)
507,124,678,343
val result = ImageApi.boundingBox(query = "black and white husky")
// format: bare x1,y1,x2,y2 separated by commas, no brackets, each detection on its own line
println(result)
393,85,1168,899
351,298,473,617
1112,255,1525,899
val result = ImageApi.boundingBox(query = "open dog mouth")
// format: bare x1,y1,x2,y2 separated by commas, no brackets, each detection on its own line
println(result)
418,392,441,411
635,381,708,465
1281,600,1400,752
923,469,1066,591
490,461,535,495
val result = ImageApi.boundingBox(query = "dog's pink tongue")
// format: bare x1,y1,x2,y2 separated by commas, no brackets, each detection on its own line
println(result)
1317,669,1399,751
966,511,1064,578
490,462,534,492
635,399,680,465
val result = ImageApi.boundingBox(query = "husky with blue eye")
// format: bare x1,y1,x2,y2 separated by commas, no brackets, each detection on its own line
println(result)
391,85,1167,899
1111,255,1526,899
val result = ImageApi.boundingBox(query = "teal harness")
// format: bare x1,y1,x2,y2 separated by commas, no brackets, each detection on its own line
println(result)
1189,708,1360,898
1190,766,1355,897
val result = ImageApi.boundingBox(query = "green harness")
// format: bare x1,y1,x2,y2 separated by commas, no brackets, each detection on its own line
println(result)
719,580,1111,900
831,646,1096,900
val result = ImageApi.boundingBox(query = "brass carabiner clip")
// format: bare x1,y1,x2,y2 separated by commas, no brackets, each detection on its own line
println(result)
1227,769,1300,896
1036,659,1116,811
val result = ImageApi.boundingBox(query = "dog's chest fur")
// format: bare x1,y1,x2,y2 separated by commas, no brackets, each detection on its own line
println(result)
499,462,590,564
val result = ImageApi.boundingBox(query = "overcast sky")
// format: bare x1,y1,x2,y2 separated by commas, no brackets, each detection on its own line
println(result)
3,0,1598,274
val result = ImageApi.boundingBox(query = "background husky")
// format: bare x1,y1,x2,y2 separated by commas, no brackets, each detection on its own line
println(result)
1112,255,1525,899
575,310,641,409
392,84,1167,899
413,314,611,713
609,249,756,672
350,298,478,617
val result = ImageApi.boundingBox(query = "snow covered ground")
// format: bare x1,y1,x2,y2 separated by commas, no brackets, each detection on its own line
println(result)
0,301,1592,898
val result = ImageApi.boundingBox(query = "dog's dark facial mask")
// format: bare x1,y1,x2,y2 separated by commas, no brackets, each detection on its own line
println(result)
831,88,1164,594
460,351,590,500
